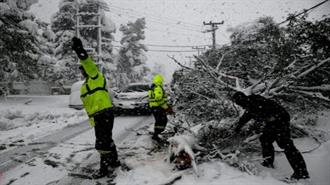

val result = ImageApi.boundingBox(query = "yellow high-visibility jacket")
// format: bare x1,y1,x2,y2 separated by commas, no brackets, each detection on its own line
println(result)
80,57,112,126
148,74,168,109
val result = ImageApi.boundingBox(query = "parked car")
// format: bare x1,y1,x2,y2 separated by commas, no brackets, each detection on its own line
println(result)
68,81,84,110
112,83,151,115
69,80,115,110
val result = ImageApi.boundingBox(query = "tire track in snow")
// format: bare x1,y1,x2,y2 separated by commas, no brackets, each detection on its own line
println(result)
0,120,91,172
56,115,153,185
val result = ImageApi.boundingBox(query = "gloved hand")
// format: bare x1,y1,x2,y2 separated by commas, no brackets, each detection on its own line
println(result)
234,125,241,134
72,37,88,60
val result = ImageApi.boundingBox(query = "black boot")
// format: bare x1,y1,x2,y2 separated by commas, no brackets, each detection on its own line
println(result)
152,134,161,142
92,168,108,179
284,143,309,180
109,144,120,168
261,161,274,168
290,172,310,180
92,154,110,179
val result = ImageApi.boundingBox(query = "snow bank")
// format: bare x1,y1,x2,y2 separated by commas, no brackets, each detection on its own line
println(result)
0,95,87,148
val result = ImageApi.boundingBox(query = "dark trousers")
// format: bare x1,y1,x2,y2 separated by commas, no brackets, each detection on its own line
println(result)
94,108,118,170
152,107,168,135
259,120,309,176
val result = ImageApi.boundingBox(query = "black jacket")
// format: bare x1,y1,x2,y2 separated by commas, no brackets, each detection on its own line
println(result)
236,95,290,130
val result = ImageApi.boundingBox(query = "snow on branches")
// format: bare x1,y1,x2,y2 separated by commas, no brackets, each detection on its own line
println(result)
168,15,330,175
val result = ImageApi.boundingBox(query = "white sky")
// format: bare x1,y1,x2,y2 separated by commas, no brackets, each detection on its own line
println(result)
30,0,330,81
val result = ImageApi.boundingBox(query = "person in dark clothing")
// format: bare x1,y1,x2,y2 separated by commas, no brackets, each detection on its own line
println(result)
232,91,309,180
72,37,120,179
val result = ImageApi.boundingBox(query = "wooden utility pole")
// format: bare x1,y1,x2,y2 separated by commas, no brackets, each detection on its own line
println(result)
203,21,224,49
75,3,102,63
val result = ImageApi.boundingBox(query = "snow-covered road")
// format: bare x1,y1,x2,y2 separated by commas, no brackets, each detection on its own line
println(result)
0,120,90,172
0,115,153,185
0,96,153,185
1,96,329,185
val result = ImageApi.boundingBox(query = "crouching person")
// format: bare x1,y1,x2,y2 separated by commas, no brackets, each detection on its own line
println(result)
232,91,309,180
72,37,120,179
148,74,168,141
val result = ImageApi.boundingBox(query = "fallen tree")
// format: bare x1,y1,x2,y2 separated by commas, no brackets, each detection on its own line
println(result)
168,15,330,175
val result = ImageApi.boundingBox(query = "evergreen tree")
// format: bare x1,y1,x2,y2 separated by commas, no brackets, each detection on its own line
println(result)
51,0,116,84
0,0,52,92
117,18,149,87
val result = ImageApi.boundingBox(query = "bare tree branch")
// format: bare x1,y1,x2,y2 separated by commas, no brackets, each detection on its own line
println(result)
167,55,194,70
296,57,330,79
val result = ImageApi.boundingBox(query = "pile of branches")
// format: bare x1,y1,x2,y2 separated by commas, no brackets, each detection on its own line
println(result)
168,53,330,173
168,15,330,175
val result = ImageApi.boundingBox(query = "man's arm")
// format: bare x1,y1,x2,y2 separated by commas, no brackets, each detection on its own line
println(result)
80,57,99,78
234,111,252,133
72,37,98,78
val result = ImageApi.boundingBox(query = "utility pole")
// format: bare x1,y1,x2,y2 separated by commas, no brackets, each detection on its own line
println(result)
75,3,102,63
203,21,224,49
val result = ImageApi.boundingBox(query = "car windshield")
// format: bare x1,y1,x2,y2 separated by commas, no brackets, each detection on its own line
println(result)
121,84,150,92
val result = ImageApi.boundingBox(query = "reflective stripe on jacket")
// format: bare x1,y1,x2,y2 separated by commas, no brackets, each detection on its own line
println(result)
148,85,168,109
80,57,112,119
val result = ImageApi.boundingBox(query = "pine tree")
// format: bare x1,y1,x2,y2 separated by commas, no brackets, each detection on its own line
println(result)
117,18,149,87
51,0,116,85
0,0,52,92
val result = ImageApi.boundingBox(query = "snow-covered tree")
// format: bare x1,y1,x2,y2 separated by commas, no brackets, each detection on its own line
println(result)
0,0,54,92
170,14,330,173
51,0,116,84
117,18,149,87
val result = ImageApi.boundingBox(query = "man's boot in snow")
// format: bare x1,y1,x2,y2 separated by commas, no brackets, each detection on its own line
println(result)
261,161,274,168
152,134,161,142
92,154,110,179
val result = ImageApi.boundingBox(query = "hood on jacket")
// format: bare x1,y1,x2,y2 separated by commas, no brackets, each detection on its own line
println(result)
153,74,164,86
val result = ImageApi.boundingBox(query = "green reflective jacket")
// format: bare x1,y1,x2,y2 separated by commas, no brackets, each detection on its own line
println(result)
148,74,168,109
80,57,112,122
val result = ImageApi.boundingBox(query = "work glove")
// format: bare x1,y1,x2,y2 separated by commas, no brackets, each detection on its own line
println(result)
165,105,175,115
72,37,88,60
234,126,241,134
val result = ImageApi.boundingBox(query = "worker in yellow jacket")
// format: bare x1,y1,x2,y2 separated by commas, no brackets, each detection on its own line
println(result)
148,74,168,141
72,37,119,179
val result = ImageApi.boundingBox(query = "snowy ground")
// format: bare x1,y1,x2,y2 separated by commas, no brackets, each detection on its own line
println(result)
0,95,329,185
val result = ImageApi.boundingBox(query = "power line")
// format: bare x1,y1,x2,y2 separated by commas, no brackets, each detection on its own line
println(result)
110,8,203,33
108,3,202,28
110,11,206,38
112,45,197,52
148,49,197,53
109,7,203,33
278,0,330,25
112,39,209,48
145,44,210,48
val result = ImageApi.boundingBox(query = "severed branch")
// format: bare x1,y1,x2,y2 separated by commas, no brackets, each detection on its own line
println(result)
167,55,194,70
194,56,238,90
289,85,330,92
296,57,330,79
289,89,330,102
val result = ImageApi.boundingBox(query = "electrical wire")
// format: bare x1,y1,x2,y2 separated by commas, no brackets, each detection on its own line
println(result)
108,3,202,28
112,45,198,52
277,0,330,25
109,7,203,33
112,40,209,48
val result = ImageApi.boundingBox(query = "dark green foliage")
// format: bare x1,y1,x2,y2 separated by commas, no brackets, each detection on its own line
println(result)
0,10,41,84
